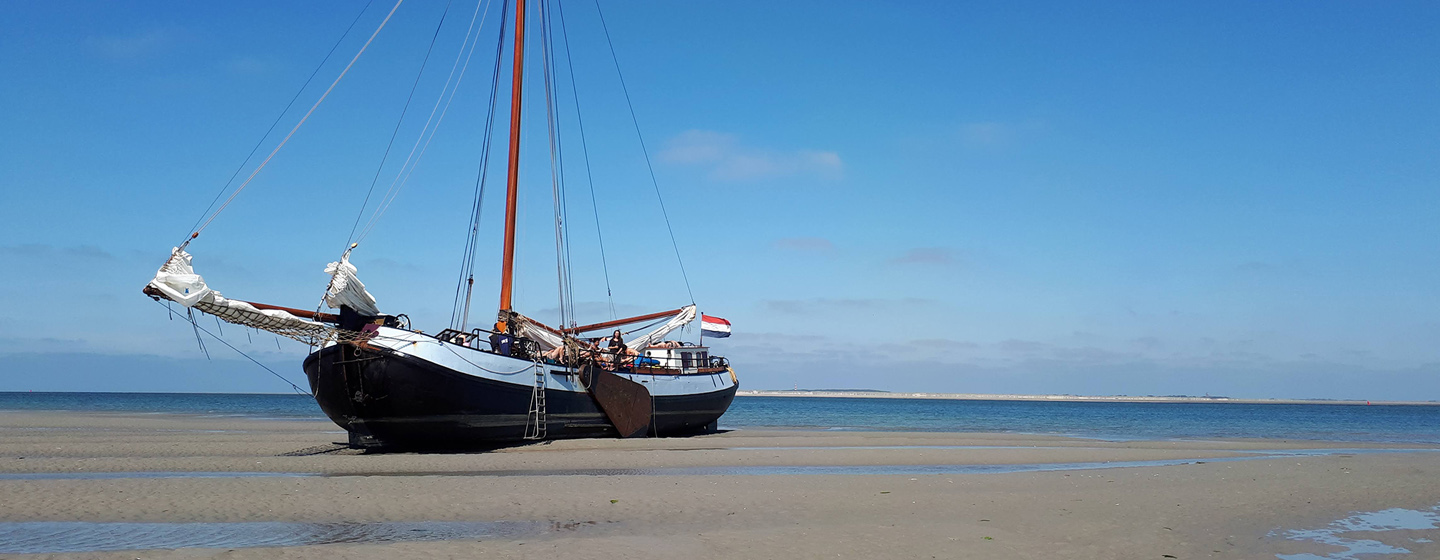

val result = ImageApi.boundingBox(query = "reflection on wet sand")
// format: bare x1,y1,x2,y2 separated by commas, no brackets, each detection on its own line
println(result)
0,520,570,554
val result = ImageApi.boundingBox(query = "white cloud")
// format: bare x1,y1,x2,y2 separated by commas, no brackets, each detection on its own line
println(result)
887,247,957,265
91,29,172,60
958,120,1045,148
760,297,939,316
659,130,842,181
0,244,115,261
773,237,835,252
226,56,267,75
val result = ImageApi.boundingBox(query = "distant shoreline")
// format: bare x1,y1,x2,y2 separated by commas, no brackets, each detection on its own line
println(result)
737,390,1440,406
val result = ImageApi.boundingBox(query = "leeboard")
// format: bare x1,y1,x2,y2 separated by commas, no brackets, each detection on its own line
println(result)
581,364,652,438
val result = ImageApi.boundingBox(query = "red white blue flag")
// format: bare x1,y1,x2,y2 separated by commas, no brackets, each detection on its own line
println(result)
701,314,731,338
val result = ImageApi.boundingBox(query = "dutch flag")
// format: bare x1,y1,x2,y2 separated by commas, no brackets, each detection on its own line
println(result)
701,314,731,338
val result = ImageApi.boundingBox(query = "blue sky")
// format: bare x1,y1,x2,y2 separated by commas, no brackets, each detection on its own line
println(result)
1,1,1437,399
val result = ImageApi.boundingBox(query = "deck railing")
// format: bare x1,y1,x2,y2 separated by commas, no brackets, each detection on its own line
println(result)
431,328,726,374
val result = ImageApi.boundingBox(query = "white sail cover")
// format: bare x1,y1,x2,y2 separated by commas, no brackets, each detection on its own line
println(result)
147,248,363,346
323,252,379,316
511,305,697,352
148,248,214,307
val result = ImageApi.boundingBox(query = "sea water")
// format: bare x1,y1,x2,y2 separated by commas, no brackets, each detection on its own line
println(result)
1,392,1438,443
0,392,320,419
726,396,1440,443
1272,504,1440,560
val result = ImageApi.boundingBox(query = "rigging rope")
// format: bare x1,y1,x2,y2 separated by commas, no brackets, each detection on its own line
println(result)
352,0,503,246
345,0,458,246
540,0,576,331
451,0,511,331
592,0,696,304
184,0,376,247
555,0,616,319
550,0,579,328
156,300,311,395
191,0,406,240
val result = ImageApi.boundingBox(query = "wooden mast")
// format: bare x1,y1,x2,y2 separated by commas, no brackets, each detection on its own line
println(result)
496,0,527,333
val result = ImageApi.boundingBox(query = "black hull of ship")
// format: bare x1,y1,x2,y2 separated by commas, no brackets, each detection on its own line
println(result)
302,344,737,448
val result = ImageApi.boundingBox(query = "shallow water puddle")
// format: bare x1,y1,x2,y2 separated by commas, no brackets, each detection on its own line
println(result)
337,448,1439,478
2,449,1433,481
1273,504,1440,559
725,445,1053,451
0,471,310,481
0,520,552,553
341,457,1251,477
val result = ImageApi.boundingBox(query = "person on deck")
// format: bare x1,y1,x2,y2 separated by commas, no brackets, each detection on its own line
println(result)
577,339,600,365
544,339,600,366
489,323,514,356
542,345,565,364
605,329,627,370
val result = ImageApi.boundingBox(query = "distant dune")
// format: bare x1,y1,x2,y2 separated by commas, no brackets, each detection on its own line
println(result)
737,389,1439,406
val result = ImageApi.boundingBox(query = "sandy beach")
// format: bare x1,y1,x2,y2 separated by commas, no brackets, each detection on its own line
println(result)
1,411,1438,559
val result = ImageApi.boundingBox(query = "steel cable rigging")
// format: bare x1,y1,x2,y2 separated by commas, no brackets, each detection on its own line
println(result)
591,0,696,305
554,0,617,320
188,0,407,241
182,0,376,248
451,0,512,331
351,0,504,247
344,0,458,247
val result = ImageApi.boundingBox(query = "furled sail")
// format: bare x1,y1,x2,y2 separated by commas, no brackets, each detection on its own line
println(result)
146,248,371,346
148,248,214,307
323,251,379,316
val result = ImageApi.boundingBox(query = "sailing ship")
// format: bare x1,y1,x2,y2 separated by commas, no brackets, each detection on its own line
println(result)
142,0,737,447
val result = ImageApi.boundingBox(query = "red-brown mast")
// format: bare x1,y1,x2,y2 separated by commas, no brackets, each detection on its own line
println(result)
496,0,527,333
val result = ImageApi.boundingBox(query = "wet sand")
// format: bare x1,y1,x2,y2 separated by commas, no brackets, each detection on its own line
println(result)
0,411,1437,559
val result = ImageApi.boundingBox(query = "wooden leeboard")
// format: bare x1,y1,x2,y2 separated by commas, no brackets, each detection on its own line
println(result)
581,364,652,438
